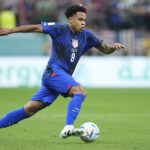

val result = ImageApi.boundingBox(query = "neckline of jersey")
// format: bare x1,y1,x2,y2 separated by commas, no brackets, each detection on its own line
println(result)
67,24,81,36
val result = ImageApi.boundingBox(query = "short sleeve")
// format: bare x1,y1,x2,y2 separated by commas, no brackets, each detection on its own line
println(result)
41,22,61,38
86,30,103,49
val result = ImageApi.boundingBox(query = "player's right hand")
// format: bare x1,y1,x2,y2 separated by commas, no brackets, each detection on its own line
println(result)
0,27,13,36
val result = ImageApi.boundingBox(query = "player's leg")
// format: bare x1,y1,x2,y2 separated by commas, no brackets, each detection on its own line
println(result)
65,85,86,125
0,101,46,129
24,100,45,117
0,106,29,128
60,85,86,138
0,86,58,129
44,67,87,126
42,67,86,138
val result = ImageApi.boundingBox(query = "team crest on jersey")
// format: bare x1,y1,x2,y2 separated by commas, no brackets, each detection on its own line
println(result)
72,39,78,48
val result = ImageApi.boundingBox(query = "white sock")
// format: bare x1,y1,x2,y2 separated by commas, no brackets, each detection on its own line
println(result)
63,125,74,130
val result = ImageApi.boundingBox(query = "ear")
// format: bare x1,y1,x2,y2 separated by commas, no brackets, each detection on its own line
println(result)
68,17,73,24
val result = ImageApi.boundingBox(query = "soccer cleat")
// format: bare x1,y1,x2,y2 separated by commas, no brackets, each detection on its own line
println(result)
60,125,84,138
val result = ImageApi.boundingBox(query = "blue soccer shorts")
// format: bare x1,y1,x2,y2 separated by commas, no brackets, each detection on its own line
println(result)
31,67,80,106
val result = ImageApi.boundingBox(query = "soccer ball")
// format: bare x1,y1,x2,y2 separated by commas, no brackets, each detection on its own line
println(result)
80,122,100,142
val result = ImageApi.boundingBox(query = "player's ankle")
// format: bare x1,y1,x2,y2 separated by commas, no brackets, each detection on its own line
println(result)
64,125,74,130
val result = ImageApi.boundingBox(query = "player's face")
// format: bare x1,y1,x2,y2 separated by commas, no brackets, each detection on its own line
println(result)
69,12,86,33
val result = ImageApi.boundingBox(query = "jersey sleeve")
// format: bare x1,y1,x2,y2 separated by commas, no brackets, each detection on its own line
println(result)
86,30,103,49
41,22,61,38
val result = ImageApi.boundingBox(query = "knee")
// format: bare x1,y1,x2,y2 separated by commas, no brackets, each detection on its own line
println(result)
81,90,87,97
24,105,36,117
24,101,45,117
69,85,87,97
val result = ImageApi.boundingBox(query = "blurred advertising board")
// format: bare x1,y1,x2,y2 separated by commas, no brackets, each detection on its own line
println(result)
0,56,150,88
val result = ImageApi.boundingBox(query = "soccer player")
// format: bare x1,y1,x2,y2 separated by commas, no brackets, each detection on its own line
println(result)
0,4,125,138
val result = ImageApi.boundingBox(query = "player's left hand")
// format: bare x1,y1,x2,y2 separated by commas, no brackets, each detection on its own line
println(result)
111,43,125,50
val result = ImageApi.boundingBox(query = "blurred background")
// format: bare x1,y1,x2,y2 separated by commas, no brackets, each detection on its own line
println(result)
0,0,150,87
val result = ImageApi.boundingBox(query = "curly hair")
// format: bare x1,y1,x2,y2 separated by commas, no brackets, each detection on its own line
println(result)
65,4,88,19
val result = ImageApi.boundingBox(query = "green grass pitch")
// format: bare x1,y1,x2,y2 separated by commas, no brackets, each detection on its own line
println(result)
0,88,150,150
